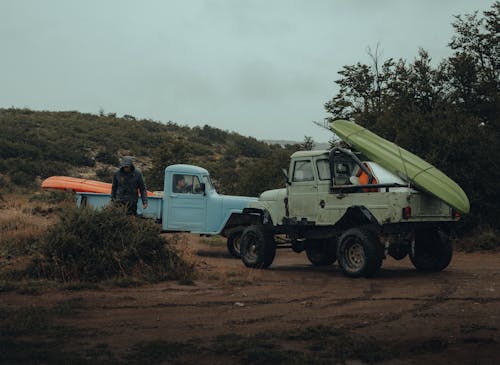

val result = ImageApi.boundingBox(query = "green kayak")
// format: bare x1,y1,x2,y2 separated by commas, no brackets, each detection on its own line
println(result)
330,120,470,214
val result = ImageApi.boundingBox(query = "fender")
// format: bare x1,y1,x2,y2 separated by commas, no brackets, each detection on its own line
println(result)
333,206,381,231
215,209,263,236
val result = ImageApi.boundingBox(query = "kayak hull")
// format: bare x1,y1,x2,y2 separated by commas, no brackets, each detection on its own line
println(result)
41,176,155,197
330,120,470,214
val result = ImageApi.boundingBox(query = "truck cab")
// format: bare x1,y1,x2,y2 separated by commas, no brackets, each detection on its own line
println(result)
163,164,257,235
284,149,455,228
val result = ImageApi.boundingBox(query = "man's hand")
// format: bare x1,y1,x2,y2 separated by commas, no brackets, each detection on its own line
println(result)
143,203,148,209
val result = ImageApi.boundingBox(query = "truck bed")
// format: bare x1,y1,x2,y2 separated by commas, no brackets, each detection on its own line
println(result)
76,192,163,220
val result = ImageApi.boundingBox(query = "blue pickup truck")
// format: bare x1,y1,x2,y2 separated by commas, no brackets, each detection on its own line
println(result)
77,164,258,258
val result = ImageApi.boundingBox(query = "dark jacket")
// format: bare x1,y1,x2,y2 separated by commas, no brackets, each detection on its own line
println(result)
111,157,148,205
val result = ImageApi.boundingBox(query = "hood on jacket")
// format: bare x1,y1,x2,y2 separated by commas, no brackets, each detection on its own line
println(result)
120,156,135,169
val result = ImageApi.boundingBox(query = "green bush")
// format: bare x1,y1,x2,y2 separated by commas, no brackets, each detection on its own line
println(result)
30,205,195,283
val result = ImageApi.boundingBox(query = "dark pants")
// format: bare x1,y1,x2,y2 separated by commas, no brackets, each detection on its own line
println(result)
114,200,138,215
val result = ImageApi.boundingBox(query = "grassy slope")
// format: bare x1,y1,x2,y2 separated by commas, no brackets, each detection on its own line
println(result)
0,108,297,194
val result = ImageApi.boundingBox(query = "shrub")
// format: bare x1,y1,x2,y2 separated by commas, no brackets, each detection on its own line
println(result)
454,227,500,252
95,167,114,182
95,149,119,165
29,190,73,205
30,205,195,283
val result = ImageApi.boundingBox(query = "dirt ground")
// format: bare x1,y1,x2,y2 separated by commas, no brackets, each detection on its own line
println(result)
1,234,500,364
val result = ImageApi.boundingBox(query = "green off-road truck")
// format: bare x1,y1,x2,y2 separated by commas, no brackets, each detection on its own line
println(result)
237,120,470,278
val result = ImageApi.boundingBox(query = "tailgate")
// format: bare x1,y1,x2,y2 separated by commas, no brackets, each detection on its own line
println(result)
406,193,455,221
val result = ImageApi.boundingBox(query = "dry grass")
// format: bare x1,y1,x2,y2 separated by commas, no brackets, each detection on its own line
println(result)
0,192,72,277
200,235,226,247
0,195,53,256
220,268,260,287
166,234,202,285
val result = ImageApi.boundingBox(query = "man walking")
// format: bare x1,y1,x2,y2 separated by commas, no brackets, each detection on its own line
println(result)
111,156,148,215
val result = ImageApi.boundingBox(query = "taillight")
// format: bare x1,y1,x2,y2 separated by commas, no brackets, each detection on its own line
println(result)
452,209,461,219
402,206,412,219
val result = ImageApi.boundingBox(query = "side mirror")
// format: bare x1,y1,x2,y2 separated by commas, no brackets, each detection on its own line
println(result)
282,168,291,186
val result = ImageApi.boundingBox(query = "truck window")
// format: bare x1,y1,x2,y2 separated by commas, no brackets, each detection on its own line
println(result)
316,159,331,180
334,162,351,185
202,175,214,192
293,160,314,182
172,174,202,194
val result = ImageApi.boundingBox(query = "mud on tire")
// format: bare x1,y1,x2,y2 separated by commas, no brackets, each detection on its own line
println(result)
240,225,276,269
410,229,452,272
337,227,383,278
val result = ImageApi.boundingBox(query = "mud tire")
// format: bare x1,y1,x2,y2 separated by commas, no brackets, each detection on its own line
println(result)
337,227,383,278
410,229,452,272
227,232,242,259
240,225,276,269
305,239,337,266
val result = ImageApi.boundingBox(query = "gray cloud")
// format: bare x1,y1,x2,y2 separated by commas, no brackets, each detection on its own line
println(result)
0,0,494,141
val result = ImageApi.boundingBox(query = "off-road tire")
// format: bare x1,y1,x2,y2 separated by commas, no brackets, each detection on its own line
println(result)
337,227,383,278
410,229,452,272
240,225,276,269
305,239,337,266
227,232,242,259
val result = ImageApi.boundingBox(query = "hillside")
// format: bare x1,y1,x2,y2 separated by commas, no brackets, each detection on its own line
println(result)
0,108,299,196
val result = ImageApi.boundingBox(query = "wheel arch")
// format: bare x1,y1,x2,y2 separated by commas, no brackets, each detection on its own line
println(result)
333,206,381,232
220,209,266,237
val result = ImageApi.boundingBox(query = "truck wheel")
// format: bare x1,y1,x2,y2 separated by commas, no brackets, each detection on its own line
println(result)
337,228,382,278
305,239,337,266
240,226,276,269
227,232,242,259
410,229,452,272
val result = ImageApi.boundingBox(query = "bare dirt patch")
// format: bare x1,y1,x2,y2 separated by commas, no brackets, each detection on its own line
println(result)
1,234,499,364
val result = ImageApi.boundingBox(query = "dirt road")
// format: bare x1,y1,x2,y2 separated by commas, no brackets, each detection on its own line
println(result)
2,234,499,364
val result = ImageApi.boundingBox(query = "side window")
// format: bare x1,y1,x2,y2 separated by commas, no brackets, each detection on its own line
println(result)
316,159,331,181
292,160,314,182
335,162,351,185
334,162,354,185
192,176,202,194
172,174,202,194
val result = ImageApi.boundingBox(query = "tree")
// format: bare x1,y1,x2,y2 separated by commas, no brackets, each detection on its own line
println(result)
324,2,500,230
301,136,315,151
147,140,192,191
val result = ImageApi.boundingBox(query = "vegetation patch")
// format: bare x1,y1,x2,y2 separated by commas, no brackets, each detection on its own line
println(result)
28,205,195,283
454,227,500,252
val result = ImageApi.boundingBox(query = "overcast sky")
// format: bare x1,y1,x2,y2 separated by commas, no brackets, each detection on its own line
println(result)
0,1,494,142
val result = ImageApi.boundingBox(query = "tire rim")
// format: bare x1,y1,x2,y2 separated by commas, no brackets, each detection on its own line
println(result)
234,236,241,254
245,234,258,262
344,240,365,270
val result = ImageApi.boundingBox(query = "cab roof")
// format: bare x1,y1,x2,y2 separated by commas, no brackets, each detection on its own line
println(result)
291,150,329,159
165,164,209,175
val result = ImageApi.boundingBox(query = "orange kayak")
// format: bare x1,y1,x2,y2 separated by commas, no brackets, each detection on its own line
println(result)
41,176,155,197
